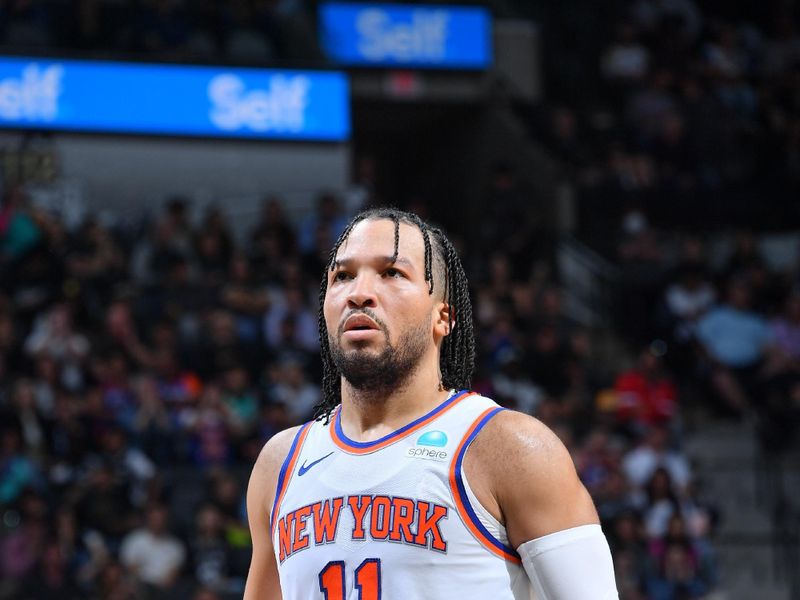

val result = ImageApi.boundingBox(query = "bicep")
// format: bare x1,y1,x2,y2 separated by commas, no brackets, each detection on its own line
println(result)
470,411,598,549
243,428,301,600
243,463,282,600
503,435,599,548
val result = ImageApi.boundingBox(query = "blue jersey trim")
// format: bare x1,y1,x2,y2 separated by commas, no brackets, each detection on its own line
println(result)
452,406,520,559
333,389,470,449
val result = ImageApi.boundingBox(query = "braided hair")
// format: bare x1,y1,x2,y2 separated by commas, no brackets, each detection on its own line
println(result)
313,208,475,423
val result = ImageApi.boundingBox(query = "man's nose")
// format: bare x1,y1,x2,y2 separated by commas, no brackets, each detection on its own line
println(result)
346,274,377,308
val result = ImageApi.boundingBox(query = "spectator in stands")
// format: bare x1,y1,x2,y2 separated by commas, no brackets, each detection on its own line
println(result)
220,253,269,345
527,323,572,399
575,428,624,497
97,425,156,507
7,378,48,460
647,512,717,589
219,365,259,442
0,425,44,506
651,111,697,195
626,68,678,142
637,467,681,539
193,585,222,600
645,539,710,600
607,510,648,598
70,461,135,544
630,0,702,41
703,23,757,118
623,426,691,495
614,345,678,435
0,489,49,594
262,284,318,356
66,219,127,309
491,348,544,416
132,375,173,464
301,222,337,288
159,197,194,261
602,21,650,83
253,401,291,447
477,162,543,268
248,226,292,286
769,289,800,369
617,208,666,341
19,537,83,599
297,192,348,255
249,197,296,261
754,289,800,453
544,106,593,171
195,309,248,380
268,358,320,424
120,503,186,596
594,466,637,524
92,559,140,600
101,299,152,371
24,301,89,373
695,277,775,415
44,390,88,482
662,261,716,340
151,347,202,426
96,351,138,432
195,229,229,287
722,231,766,281
53,507,106,590
189,504,234,594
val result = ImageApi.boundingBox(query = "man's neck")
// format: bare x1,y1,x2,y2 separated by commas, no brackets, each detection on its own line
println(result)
338,363,450,442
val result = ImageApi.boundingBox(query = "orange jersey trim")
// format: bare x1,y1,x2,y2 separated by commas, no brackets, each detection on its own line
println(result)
449,406,521,564
270,421,313,537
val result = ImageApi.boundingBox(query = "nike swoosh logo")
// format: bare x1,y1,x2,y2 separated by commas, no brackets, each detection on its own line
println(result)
298,452,334,476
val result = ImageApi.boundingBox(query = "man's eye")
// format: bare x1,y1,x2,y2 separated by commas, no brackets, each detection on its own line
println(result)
384,268,403,278
333,271,351,282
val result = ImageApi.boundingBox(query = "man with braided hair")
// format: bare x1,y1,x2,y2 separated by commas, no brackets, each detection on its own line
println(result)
244,208,618,599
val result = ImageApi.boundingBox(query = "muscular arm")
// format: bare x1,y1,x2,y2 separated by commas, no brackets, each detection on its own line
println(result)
465,410,617,599
243,426,301,600
464,410,598,547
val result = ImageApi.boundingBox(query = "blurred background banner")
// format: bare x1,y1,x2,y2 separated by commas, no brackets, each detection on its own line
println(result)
319,2,492,69
0,57,351,141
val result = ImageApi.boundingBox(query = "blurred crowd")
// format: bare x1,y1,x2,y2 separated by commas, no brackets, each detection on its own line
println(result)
533,0,800,237
0,0,322,63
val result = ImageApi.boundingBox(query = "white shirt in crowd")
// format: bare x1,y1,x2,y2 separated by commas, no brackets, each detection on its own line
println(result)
120,529,186,587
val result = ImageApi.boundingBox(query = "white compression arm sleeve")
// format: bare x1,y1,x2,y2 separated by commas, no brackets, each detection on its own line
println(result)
517,524,619,600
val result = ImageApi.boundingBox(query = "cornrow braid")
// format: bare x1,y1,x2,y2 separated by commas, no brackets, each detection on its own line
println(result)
313,208,475,423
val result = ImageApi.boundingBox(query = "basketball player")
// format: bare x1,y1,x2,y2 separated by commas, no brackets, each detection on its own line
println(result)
244,208,618,599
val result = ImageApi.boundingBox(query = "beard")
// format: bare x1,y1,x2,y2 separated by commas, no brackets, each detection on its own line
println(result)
329,309,431,396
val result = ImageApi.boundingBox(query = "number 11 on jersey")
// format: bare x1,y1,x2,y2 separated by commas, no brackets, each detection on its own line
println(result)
319,559,381,600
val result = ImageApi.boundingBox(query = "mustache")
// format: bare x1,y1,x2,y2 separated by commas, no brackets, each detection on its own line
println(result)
337,308,388,338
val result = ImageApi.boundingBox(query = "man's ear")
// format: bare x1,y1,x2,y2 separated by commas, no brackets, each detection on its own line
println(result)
434,302,455,338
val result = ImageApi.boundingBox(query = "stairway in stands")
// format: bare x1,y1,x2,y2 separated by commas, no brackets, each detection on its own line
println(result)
685,420,799,600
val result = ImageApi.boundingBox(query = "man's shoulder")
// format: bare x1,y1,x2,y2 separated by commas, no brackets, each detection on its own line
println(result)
247,423,310,509
465,408,599,543
469,409,571,475
255,424,308,472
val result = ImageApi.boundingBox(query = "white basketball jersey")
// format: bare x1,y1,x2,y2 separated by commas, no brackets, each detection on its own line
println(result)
271,391,535,600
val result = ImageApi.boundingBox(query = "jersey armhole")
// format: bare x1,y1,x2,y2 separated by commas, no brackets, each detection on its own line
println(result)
448,406,522,564
269,421,313,536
